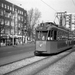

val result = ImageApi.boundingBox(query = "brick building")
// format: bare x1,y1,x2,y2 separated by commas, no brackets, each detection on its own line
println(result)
0,0,27,46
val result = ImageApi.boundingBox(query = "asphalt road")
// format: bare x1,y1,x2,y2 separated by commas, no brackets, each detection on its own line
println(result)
0,42,35,58
0,42,35,66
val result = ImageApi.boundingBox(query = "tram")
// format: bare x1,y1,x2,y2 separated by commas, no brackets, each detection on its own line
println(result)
34,22,75,55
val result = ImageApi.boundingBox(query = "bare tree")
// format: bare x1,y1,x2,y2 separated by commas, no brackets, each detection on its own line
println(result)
27,8,41,40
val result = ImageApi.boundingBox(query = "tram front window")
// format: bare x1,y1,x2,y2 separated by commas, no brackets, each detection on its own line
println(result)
36,31,48,41
36,30,57,41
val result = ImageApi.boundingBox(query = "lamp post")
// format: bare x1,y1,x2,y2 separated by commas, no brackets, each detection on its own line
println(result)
9,12,15,46
20,4,24,44
0,22,1,47
22,29,23,44
11,4,15,46
20,4,27,44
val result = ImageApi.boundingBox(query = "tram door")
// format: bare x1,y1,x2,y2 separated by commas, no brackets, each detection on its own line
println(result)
53,30,57,40
46,30,57,53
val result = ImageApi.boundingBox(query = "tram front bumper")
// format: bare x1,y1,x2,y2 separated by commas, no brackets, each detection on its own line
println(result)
34,51,47,56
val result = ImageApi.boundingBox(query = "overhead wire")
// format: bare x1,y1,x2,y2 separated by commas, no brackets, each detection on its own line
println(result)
72,0,75,7
41,0,57,12
41,0,58,23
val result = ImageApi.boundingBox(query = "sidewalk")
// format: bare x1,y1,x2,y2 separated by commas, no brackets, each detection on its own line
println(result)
0,42,35,51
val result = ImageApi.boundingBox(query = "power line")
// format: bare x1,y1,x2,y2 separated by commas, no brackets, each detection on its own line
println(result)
41,0,57,12
72,0,75,7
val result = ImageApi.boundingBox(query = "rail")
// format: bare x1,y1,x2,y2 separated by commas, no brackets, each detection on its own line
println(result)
0,48,74,75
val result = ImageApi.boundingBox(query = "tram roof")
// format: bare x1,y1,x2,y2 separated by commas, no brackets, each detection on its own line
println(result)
36,22,72,33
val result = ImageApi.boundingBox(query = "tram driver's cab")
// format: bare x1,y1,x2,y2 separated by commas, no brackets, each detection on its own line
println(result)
35,29,57,55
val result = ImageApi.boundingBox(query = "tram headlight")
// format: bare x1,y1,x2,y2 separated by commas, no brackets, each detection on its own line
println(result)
40,44,42,47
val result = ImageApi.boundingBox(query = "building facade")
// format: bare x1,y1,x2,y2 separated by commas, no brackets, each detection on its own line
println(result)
0,0,27,46
65,13,75,31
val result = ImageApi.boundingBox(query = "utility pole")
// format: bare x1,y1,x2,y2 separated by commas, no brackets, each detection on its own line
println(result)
0,22,1,47
56,11,67,26
11,4,15,46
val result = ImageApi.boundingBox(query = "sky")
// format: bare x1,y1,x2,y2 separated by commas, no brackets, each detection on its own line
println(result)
7,0,75,23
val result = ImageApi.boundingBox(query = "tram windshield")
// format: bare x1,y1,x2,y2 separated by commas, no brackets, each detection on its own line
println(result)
36,31,48,40
36,30,56,41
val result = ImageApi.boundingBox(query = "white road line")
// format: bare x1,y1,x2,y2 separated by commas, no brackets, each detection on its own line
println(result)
0,56,46,75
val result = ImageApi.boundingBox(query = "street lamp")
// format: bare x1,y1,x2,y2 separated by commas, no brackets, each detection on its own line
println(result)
8,4,15,46
0,22,1,47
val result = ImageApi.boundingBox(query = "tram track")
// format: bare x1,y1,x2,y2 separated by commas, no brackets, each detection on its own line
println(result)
0,50,34,66
0,55,34,67
0,48,73,75
35,50,75,75
0,48,74,75
0,56,46,75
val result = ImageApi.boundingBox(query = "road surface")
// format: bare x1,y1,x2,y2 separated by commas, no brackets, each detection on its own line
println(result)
0,42,35,66
0,42,35,58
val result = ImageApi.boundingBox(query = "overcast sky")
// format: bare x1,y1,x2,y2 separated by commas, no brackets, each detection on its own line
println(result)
7,0,75,23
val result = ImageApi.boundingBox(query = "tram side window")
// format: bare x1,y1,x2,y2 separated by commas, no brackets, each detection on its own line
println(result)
57,30,61,40
47,30,53,40
57,30,69,40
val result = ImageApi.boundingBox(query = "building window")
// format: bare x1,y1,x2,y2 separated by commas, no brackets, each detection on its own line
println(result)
5,4,6,9
18,30,21,35
18,23,20,27
0,10,3,16
24,13,26,16
21,23,22,28
19,10,20,14
5,29,10,34
20,16,23,21
11,15,14,20
1,3,4,8
20,11,21,14
10,6,12,10
15,8,17,11
20,23,23,27
18,10,20,14
22,11,23,15
1,28,5,34
7,5,9,10
11,21,14,27
4,11,9,18
11,29,14,34
5,20,10,26
8,12,12,18
24,20,26,23
21,11,22,15
18,16,20,20
0,19,4,25
12,5,14,12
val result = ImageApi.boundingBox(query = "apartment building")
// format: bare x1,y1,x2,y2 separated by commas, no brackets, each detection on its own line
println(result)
0,0,27,46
